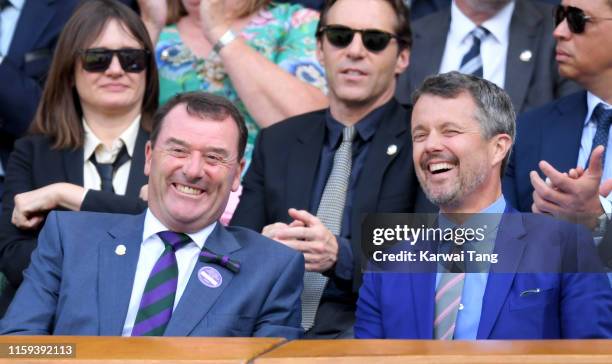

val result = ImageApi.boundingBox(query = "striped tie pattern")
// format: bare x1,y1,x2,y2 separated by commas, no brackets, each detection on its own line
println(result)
589,103,612,167
301,126,356,331
459,26,489,78
434,241,466,340
131,231,191,336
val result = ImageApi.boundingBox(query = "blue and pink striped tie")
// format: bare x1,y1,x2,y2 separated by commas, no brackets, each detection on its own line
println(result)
131,231,191,336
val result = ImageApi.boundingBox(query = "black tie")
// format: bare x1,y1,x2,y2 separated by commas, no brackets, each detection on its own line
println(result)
90,144,130,193
0,0,11,11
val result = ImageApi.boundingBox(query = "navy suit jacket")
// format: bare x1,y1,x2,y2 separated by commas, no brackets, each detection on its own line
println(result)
231,101,427,293
503,91,587,212
395,0,580,114
355,211,612,339
0,129,149,291
0,211,304,338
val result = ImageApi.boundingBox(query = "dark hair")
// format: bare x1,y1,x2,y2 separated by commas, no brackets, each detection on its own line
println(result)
151,92,248,160
30,0,159,149
316,0,412,50
167,0,271,24
412,71,516,176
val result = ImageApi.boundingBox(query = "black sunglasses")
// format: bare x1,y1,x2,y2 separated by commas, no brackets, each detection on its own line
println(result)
554,5,612,34
80,48,150,73
318,25,399,52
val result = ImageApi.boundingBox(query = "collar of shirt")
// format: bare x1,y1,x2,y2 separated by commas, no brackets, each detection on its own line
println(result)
584,92,612,127
438,194,506,236
142,208,216,251
82,115,141,163
449,0,515,47
324,100,392,149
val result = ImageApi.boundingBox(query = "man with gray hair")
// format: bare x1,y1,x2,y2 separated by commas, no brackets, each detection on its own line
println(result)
355,72,612,339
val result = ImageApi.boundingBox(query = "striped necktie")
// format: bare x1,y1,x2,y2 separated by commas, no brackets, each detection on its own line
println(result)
434,241,466,340
301,126,356,331
131,231,191,336
589,103,612,168
459,26,489,78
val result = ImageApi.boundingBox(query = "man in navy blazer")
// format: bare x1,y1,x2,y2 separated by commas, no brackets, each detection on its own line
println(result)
0,92,304,338
356,72,612,339
503,0,612,224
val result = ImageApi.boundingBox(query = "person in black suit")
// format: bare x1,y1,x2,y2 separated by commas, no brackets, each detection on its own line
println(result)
395,0,579,115
0,0,139,198
0,0,158,314
230,0,427,338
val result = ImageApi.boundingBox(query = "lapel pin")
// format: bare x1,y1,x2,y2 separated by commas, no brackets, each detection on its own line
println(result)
386,144,398,156
198,266,222,288
519,50,532,62
115,244,126,256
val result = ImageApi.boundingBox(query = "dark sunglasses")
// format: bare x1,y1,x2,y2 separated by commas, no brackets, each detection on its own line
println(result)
80,48,150,73
554,5,612,34
318,25,399,52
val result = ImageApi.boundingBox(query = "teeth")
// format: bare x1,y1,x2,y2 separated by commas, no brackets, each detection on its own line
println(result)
429,162,454,173
346,70,363,75
175,184,202,195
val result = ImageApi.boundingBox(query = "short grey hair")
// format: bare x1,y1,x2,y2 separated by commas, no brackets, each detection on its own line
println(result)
411,71,516,175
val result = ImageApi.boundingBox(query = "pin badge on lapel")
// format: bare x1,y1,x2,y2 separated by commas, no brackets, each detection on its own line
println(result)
519,50,532,62
115,244,126,256
198,266,223,288
387,144,398,156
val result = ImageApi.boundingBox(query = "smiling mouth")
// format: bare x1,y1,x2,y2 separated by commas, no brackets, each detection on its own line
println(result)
342,69,367,76
428,162,456,175
173,183,204,196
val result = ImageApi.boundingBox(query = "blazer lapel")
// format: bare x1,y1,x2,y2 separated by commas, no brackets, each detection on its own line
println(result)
7,0,56,60
505,0,540,113
125,128,149,196
164,224,242,336
286,117,326,213
540,92,587,175
477,211,527,339
62,147,84,185
98,212,145,335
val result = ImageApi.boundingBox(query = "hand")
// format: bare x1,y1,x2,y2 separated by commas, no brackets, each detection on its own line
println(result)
199,0,232,43
139,184,149,201
530,146,604,226
137,0,167,42
12,184,63,229
271,208,339,272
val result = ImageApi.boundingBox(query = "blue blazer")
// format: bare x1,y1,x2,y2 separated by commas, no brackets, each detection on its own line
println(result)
0,211,304,338
355,211,612,339
503,91,587,212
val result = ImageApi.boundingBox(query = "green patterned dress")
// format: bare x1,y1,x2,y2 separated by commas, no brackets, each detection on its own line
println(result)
155,3,327,169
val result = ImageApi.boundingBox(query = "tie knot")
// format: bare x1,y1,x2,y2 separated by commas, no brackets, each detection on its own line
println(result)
342,126,356,143
471,26,489,42
157,231,192,251
0,0,11,11
593,103,612,128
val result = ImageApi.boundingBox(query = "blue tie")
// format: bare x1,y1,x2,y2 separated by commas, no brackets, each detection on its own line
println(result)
589,103,612,168
459,26,489,78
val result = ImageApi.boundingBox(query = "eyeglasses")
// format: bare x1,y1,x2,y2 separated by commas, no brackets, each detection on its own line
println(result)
79,48,150,73
317,25,399,52
554,5,612,34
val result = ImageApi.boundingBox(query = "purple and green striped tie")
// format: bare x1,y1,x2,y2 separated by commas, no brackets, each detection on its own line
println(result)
131,231,191,336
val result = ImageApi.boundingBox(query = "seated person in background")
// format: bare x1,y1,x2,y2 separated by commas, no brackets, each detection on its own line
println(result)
139,0,328,169
0,0,157,314
0,91,304,338
356,72,612,339
395,0,579,115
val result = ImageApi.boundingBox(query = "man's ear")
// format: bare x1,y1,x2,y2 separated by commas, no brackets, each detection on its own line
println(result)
316,38,325,68
395,47,410,75
490,133,513,167
144,141,152,177
232,158,246,192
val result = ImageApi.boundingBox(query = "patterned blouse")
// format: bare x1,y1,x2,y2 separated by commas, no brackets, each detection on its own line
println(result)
155,2,327,168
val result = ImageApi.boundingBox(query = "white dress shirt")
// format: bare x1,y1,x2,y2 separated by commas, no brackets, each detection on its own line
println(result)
439,0,515,88
82,116,141,195
577,92,612,215
122,209,217,336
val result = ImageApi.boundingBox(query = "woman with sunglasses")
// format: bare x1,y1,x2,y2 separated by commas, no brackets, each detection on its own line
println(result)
0,0,158,312
139,0,328,169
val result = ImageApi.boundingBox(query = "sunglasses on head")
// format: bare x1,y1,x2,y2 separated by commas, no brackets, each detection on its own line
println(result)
554,5,612,34
80,48,150,73
318,25,399,52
